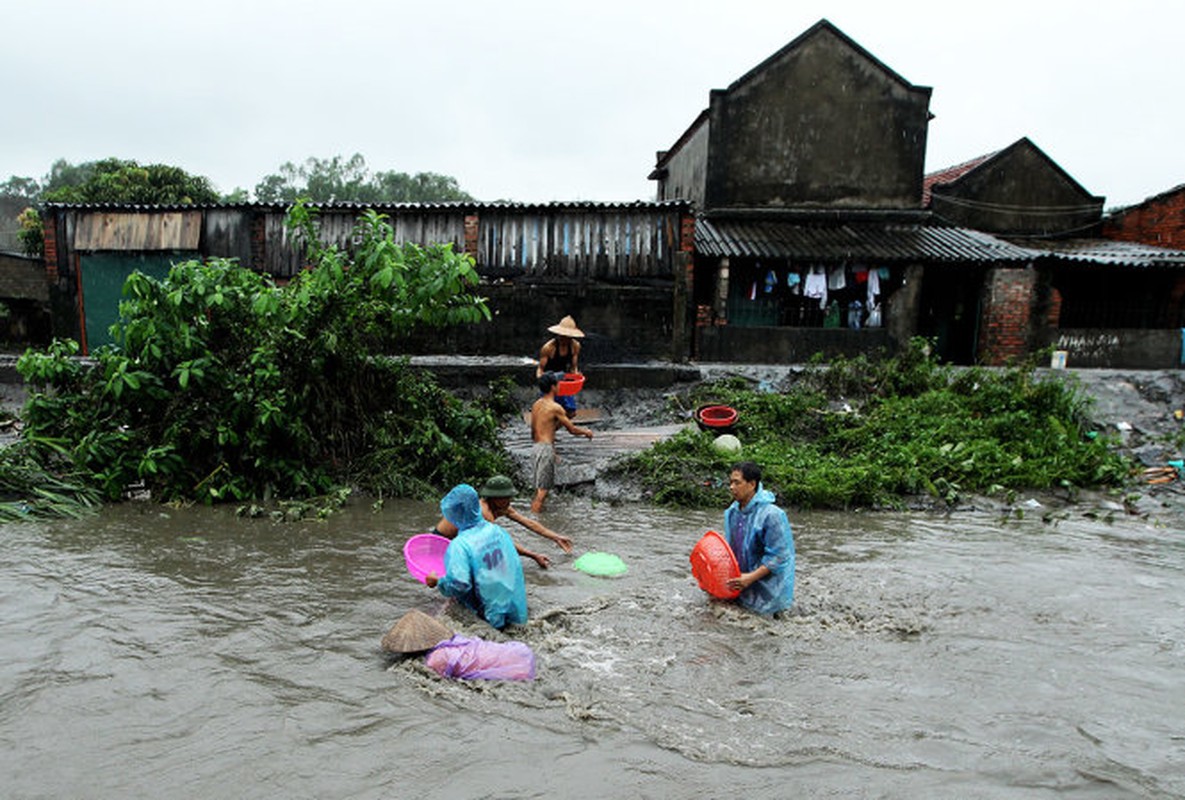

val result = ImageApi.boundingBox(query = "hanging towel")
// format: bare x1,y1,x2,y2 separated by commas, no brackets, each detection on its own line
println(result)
827,265,846,291
804,266,828,309
867,268,881,305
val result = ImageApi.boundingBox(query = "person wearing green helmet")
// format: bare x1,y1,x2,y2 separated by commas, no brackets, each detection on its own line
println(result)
428,475,574,569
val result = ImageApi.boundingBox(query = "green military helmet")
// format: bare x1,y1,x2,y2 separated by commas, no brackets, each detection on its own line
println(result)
479,475,517,499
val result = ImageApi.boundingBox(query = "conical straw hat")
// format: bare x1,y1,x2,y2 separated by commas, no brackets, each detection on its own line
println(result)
547,315,584,338
381,609,454,654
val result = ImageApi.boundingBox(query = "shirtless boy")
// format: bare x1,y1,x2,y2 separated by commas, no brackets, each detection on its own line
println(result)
530,372,594,513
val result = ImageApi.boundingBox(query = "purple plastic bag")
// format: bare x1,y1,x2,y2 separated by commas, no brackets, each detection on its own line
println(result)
425,635,536,681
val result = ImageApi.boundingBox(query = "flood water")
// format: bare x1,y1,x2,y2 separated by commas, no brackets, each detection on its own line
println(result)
2,495,1184,799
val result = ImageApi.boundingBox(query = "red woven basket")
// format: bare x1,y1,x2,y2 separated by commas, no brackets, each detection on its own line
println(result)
690,530,741,599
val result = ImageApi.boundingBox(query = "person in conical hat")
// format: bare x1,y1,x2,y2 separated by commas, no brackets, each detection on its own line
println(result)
536,315,584,418
380,609,454,654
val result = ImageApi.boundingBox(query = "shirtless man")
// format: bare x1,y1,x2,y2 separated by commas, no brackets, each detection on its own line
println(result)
530,371,594,513
430,475,573,569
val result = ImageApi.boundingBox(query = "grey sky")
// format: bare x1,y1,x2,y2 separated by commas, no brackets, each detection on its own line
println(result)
3,0,1181,209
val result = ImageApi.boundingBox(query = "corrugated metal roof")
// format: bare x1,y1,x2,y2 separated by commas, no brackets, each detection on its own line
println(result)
695,217,1034,263
1009,237,1185,268
43,199,691,213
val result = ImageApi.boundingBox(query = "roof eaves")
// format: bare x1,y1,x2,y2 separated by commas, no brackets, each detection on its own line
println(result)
43,199,694,213
651,108,710,175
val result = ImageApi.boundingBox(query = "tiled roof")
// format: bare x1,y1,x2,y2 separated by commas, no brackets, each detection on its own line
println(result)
695,216,1033,263
921,152,996,207
1008,237,1185,268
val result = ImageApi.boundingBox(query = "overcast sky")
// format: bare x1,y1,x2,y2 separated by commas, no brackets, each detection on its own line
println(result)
4,0,1181,209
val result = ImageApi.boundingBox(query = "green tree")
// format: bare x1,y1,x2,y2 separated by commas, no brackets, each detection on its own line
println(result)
3,159,237,255
41,158,220,205
254,153,474,203
16,201,504,507
16,208,43,257
0,175,41,203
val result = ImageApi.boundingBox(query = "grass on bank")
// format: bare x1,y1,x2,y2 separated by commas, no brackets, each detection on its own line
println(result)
610,342,1133,510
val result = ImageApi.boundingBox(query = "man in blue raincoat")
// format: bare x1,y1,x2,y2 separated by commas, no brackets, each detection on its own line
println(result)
723,461,795,614
426,483,528,630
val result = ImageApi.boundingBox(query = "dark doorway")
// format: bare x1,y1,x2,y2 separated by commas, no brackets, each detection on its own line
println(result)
917,266,984,364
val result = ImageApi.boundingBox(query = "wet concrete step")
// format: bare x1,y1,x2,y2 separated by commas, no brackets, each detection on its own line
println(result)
499,412,691,488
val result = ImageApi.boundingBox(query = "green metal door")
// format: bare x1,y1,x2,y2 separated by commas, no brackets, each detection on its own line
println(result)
78,252,198,351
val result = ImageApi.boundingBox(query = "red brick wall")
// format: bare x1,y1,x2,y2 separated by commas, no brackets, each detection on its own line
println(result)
249,214,266,271
978,267,1036,365
1103,187,1185,249
42,215,58,283
463,214,479,261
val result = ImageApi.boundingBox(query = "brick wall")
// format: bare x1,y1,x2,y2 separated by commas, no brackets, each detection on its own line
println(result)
42,216,58,283
978,267,1036,365
1103,187,1185,249
463,214,479,261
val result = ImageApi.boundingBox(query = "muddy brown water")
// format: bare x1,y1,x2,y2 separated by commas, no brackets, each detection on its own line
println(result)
2,494,1184,799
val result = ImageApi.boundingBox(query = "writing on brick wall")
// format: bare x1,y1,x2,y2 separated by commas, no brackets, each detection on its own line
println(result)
1056,332,1121,359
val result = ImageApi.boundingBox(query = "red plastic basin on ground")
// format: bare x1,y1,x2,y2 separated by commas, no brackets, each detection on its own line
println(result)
404,533,450,584
696,405,738,429
690,530,741,599
557,373,585,396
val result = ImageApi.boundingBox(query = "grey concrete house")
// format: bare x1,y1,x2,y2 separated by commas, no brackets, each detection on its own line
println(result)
649,19,1039,365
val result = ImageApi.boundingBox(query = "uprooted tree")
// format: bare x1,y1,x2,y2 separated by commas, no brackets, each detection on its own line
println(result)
11,201,512,511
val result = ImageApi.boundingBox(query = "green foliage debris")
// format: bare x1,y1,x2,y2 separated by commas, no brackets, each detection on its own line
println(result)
13,202,509,508
613,341,1132,510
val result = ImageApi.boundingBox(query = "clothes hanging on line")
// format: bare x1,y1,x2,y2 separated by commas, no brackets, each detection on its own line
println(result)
848,299,864,329
823,300,841,328
804,266,828,308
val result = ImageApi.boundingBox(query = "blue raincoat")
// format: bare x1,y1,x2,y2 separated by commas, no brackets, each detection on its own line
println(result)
437,484,528,630
724,484,795,614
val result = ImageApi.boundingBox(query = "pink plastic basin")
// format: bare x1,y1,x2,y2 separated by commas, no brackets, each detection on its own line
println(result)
404,533,450,584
